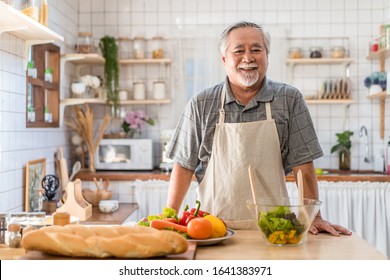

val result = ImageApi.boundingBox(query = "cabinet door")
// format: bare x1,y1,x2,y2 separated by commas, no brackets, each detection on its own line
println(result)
26,43,60,128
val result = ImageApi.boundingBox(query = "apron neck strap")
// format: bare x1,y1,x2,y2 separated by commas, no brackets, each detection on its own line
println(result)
265,102,272,120
219,85,226,123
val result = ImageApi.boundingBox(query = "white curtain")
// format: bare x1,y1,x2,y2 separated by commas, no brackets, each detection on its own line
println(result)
287,181,390,258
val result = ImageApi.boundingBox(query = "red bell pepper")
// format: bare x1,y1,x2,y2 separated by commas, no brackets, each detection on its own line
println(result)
179,200,209,226
179,205,191,226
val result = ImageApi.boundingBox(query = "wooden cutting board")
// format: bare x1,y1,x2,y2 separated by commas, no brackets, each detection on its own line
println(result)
19,242,197,260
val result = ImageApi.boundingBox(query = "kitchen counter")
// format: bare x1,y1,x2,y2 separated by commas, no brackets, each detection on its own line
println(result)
0,230,386,260
195,231,387,260
75,169,390,182
80,203,138,225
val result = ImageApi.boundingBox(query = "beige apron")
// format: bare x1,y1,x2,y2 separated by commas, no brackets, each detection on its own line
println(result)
197,85,288,230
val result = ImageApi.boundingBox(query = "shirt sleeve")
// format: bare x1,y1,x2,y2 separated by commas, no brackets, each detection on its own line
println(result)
166,97,202,171
283,92,323,173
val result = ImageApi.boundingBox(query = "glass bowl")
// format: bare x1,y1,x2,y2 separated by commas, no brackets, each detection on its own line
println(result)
246,197,322,246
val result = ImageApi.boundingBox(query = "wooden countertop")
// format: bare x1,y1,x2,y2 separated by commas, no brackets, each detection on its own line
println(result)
75,169,390,182
80,203,138,225
195,230,387,260
0,230,386,260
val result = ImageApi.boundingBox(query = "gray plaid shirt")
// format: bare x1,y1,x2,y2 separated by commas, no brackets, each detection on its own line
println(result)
166,77,323,183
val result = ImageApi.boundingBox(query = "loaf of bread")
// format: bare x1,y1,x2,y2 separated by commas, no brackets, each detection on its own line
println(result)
21,224,188,258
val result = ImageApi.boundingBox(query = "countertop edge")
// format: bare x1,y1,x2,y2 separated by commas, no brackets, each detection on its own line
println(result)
75,170,390,182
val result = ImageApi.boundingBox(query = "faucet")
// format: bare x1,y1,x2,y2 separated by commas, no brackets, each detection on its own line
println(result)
359,126,370,163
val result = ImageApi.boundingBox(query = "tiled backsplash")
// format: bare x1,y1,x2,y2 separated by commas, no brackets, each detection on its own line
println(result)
1,0,390,212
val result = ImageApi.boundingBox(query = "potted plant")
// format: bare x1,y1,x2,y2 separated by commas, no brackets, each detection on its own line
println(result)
331,130,354,170
99,36,119,114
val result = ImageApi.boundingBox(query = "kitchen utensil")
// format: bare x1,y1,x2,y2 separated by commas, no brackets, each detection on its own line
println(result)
248,165,259,216
69,161,81,181
41,174,59,201
58,147,69,192
56,179,92,221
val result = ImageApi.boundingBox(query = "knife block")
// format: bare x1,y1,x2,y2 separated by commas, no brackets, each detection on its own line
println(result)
56,179,92,221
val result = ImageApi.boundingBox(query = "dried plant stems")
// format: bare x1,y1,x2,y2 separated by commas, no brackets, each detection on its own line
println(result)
65,104,111,172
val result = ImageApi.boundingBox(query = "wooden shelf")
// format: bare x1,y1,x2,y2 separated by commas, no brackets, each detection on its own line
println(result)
0,1,63,62
61,54,171,66
366,49,389,139
286,58,353,66
305,99,354,104
61,53,105,65
367,91,389,100
0,2,63,41
60,98,171,126
119,58,171,65
366,49,390,61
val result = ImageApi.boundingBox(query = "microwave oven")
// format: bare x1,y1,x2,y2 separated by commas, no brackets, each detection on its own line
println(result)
95,139,153,170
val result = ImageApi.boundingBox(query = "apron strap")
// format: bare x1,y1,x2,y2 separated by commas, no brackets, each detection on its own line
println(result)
265,102,272,120
219,85,226,124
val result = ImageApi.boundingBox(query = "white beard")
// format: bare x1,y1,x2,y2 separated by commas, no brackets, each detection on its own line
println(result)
237,70,259,87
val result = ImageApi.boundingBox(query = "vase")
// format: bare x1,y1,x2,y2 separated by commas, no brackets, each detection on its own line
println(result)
126,129,141,139
339,149,351,170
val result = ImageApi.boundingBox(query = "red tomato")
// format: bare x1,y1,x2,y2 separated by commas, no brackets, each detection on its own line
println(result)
187,218,213,239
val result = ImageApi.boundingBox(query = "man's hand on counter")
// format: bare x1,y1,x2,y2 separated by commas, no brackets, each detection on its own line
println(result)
309,216,352,236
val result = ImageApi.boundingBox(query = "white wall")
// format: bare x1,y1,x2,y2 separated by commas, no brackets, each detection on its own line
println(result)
1,0,390,212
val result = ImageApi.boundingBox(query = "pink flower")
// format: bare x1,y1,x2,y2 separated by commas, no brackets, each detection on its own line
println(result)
122,110,154,134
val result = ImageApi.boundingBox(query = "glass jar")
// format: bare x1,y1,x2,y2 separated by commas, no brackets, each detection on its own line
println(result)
27,212,46,229
288,47,303,59
0,213,7,245
6,224,22,248
77,32,94,54
133,36,146,59
133,82,146,100
330,46,346,58
309,46,323,58
150,36,164,59
153,81,166,99
21,0,39,21
9,212,27,228
117,37,131,59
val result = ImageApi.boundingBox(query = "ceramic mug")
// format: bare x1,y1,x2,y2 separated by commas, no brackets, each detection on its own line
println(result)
99,200,119,213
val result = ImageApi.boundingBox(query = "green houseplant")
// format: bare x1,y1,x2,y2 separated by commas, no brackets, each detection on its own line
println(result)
331,130,354,170
99,36,119,114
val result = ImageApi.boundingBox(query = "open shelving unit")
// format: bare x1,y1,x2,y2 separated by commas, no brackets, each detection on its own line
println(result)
0,1,64,61
60,54,173,126
366,49,390,139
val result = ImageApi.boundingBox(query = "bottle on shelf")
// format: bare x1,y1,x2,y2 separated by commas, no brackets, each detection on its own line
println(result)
39,0,48,26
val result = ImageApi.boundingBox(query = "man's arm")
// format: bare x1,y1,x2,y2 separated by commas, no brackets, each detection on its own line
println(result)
166,163,194,212
292,161,352,236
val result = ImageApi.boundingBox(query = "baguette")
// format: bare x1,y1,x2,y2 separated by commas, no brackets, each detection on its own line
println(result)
21,224,188,258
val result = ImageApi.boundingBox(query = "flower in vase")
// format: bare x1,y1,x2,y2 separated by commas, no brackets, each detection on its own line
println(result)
121,110,154,138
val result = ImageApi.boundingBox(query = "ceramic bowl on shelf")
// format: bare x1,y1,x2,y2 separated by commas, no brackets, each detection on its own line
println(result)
246,197,321,246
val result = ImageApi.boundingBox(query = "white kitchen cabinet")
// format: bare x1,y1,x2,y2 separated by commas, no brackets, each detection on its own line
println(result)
286,36,354,105
0,1,63,64
60,53,172,126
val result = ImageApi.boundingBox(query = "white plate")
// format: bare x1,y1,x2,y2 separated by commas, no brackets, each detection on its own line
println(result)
188,229,236,246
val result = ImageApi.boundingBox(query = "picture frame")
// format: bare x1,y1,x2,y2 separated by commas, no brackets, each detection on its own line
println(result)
25,158,46,212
